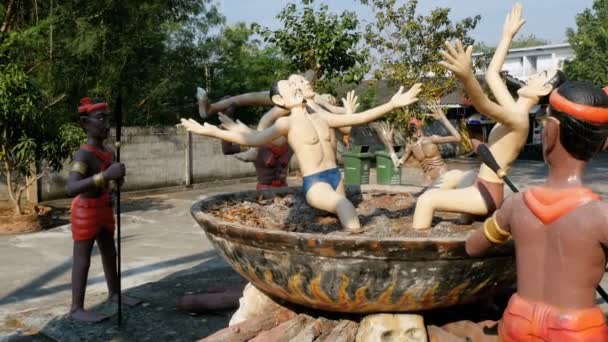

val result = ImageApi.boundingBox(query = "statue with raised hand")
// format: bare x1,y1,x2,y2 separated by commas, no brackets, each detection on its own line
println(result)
413,3,565,229
197,72,354,147
398,103,463,187
182,80,421,233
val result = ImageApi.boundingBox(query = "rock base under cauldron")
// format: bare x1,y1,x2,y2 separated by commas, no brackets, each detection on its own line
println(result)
199,284,502,342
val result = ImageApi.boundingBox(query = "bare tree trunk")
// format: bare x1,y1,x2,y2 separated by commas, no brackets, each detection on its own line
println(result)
49,0,53,60
14,170,46,215
0,0,15,33
34,0,39,24
3,159,21,215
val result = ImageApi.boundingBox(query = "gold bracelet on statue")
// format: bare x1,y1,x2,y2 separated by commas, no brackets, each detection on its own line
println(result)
92,173,107,188
70,161,88,175
496,168,507,179
483,213,510,244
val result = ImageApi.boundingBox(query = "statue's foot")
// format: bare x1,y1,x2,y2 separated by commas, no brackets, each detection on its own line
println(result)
345,226,365,235
196,87,209,118
109,294,141,307
70,308,109,323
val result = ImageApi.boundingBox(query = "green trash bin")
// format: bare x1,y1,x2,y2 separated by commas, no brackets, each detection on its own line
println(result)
342,145,372,185
375,147,402,185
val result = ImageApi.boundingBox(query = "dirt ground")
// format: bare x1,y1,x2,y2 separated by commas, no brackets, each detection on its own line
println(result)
209,190,480,238
0,206,64,235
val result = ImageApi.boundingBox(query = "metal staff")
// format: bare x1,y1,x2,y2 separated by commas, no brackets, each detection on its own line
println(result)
114,93,123,327
475,143,608,303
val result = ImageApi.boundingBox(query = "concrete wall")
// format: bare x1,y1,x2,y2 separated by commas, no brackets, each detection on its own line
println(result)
30,126,255,202
1,122,464,204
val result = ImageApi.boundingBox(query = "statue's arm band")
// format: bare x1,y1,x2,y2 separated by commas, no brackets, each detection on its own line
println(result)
483,213,510,244
70,162,88,175
92,173,106,188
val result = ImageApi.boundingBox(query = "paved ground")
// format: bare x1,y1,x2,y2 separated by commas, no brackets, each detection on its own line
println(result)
2,153,608,341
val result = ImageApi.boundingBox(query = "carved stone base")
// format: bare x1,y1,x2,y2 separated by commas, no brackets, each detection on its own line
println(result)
203,287,429,342
200,285,501,341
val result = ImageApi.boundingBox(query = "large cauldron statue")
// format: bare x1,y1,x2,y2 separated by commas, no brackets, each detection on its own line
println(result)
191,185,515,313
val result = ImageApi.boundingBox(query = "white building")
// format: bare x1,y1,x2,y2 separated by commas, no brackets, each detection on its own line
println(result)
474,43,574,81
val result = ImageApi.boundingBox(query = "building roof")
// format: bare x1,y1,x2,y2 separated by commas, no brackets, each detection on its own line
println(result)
506,43,571,53
472,43,571,57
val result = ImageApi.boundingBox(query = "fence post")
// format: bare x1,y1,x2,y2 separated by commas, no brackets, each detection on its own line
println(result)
184,129,193,187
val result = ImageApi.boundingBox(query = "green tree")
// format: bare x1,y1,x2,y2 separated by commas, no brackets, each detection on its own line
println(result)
473,42,496,71
360,0,480,126
511,34,550,49
564,0,608,85
255,0,369,93
0,63,84,215
0,0,225,126
204,23,291,124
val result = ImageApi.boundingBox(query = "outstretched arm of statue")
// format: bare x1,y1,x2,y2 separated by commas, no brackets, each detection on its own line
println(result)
427,106,462,144
440,41,519,127
485,3,525,108
321,84,422,128
314,94,347,114
180,117,289,147
198,88,273,117
335,90,359,135
220,113,288,147
209,92,272,114
465,194,514,257
372,121,400,167
256,107,291,131
397,144,413,167
306,92,355,135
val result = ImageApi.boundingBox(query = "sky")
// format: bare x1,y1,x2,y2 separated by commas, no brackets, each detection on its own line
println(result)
215,0,595,46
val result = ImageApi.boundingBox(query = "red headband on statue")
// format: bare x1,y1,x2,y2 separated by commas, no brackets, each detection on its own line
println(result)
78,97,108,115
409,118,423,128
549,90,608,124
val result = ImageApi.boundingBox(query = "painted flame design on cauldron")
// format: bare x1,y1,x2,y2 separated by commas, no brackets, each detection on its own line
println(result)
206,233,515,313
235,266,490,312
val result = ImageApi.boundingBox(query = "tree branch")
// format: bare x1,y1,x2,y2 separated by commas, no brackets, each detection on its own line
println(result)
44,93,66,109
17,168,47,194
0,0,15,33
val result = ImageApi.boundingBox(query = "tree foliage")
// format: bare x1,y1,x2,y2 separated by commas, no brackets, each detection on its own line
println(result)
473,42,496,71
206,23,291,123
564,0,608,85
255,0,369,93
360,0,480,126
0,0,225,126
0,62,84,214
510,33,550,49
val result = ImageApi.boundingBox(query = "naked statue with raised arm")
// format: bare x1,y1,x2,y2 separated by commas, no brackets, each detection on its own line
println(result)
183,80,421,233
412,3,565,229
197,72,354,148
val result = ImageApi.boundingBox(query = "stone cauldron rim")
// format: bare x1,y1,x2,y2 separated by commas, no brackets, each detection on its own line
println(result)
191,185,514,260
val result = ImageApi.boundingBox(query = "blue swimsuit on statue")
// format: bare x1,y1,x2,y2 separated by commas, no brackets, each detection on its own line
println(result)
301,167,342,195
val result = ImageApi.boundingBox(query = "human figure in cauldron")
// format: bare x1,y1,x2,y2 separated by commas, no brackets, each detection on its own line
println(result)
181,78,421,233
413,3,565,229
